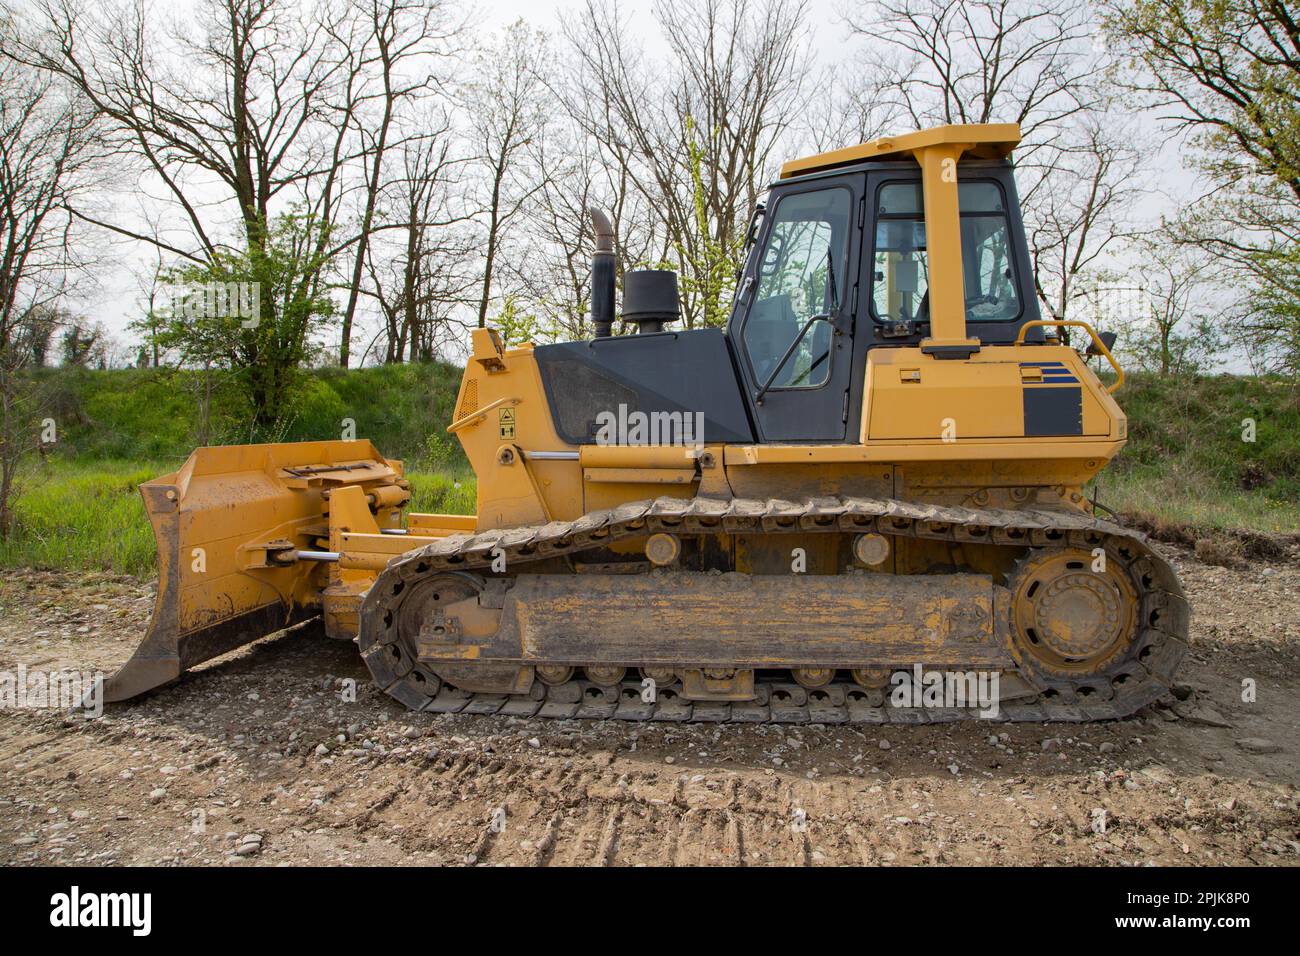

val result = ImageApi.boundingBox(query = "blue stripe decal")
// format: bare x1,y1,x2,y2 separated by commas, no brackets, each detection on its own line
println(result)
1022,360,1078,383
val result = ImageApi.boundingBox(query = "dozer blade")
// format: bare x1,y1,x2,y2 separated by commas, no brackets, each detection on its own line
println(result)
104,440,406,703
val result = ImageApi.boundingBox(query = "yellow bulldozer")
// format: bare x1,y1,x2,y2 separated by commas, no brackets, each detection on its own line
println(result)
104,123,1188,722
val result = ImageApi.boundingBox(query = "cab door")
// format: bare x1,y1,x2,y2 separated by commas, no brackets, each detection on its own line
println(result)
729,176,862,442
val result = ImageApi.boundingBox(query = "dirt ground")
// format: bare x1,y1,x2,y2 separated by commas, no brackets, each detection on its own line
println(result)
1,541,1297,867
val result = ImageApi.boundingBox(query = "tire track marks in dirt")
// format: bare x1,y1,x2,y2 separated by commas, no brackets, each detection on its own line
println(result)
4,695,1298,865
340,749,916,866
4,543,1300,867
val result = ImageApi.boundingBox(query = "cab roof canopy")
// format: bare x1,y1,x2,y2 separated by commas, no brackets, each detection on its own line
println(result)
780,123,1021,180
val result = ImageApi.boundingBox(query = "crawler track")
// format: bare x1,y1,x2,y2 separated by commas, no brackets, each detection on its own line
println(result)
358,496,1189,722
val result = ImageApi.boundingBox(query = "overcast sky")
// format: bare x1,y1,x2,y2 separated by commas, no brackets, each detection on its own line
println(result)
72,0,862,342
65,0,1209,365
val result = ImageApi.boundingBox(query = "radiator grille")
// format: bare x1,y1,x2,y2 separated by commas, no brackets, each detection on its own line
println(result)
457,378,479,418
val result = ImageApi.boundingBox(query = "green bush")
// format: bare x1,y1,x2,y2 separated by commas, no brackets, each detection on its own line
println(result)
1093,372,1299,534
29,360,470,472
3,366,1294,575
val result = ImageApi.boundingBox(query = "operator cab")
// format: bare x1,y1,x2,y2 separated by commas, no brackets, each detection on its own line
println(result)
533,124,1038,448
726,125,1041,442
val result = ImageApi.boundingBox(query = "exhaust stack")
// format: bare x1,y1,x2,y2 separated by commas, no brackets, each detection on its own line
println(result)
588,207,616,338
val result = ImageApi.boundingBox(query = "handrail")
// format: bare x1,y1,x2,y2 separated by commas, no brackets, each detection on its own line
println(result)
755,314,830,405
1015,320,1124,394
446,396,520,434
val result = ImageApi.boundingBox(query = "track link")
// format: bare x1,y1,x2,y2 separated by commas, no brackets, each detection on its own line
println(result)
358,495,1189,722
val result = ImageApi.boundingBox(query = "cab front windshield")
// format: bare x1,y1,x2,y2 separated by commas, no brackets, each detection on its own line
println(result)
741,188,850,389
871,181,1021,325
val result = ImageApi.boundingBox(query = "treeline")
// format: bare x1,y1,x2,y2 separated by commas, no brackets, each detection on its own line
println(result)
2,0,1300,534
3,1,1299,373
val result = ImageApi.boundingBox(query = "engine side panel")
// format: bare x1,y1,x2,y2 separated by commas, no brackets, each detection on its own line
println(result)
533,328,755,445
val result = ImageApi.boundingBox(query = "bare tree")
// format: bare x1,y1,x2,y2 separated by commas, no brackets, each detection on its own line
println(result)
12,0,335,261
10,304,63,368
504,130,601,342
0,47,102,537
464,19,553,329
561,0,815,328
799,68,899,155
1028,116,1146,330
508,112,661,341
128,259,171,369
1125,230,1225,374
333,0,465,366
845,0,1101,168
360,118,478,364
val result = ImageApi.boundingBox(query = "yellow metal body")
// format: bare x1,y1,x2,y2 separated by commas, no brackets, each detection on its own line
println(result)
107,122,1135,704
446,328,1123,527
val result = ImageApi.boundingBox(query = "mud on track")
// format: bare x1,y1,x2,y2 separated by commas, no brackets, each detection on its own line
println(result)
1,542,1297,866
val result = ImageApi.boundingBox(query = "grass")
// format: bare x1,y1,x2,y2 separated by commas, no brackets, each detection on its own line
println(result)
1092,373,1299,536
2,367,1294,575
0,459,166,575
0,457,480,575
1099,470,1297,536
406,469,477,516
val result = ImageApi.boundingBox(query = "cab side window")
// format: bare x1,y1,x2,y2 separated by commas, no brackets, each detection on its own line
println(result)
742,188,851,389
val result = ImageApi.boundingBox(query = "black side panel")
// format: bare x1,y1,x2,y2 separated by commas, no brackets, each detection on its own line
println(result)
533,329,756,445
1023,386,1083,437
